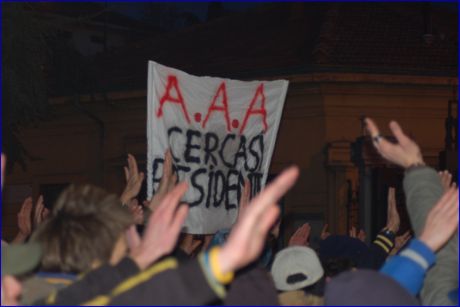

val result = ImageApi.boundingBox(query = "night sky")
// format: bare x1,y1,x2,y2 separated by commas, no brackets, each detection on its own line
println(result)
107,2,261,22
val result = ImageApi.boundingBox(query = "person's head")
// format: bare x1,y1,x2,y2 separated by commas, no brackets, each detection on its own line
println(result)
319,235,368,276
325,269,418,305
271,246,324,292
32,184,133,273
321,257,356,279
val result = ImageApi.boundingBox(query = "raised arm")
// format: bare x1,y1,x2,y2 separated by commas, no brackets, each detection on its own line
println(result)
365,117,458,305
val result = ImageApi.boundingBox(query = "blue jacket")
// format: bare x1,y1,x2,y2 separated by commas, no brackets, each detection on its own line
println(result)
380,239,435,296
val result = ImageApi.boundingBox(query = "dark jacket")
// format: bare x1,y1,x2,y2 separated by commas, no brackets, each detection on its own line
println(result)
37,254,226,306
37,252,277,306
224,265,279,306
35,257,141,305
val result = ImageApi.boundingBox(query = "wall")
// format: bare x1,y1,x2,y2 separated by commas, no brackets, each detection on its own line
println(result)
2,74,456,242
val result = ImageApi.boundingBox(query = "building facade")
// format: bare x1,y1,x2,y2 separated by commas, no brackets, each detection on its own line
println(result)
3,3,457,243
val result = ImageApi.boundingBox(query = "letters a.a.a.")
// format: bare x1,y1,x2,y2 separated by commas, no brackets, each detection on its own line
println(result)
156,75,268,135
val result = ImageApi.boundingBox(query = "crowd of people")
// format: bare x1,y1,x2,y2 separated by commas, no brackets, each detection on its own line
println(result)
1,117,458,306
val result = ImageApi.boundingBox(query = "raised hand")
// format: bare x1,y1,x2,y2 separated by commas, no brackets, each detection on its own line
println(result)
271,218,281,239
148,149,178,213
289,223,311,247
357,229,367,242
419,187,459,252
390,230,412,256
129,182,189,270
386,187,400,234
439,170,456,192
33,195,48,228
120,154,145,205
179,234,203,256
13,197,33,243
202,234,213,251
127,199,144,225
365,118,425,169
237,179,251,222
349,226,357,238
320,223,331,240
42,207,50,220
217,166,299,274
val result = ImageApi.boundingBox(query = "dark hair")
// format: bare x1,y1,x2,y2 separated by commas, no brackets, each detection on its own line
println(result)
302,276,326,297
32,184,133,273
321,257,356,278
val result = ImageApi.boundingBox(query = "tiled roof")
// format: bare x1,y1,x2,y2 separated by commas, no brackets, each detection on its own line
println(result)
50,3,458,96
317,3,457,75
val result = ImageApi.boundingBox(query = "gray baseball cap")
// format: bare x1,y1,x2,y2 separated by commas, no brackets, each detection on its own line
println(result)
271,246,324,291
2,243,42,276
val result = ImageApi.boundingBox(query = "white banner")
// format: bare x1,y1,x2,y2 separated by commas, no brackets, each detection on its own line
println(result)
147,61,288,234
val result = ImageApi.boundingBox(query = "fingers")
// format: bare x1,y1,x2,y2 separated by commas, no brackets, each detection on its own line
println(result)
163,149,173,180
35,195,44,218
182,233,193,245
402,230,411,239
42,207,50,219
293,223,306,237
139,172,145,183
358,229,366,240
239,179,251,209
257,206,280,238
389,121,411,146
422,187,459,251
365,118,380,138
128,154,139,175
157,149,175,195
37,195,44,206
124,166,130,182
203,235,213,250
190,238,203,252
349,226,357,238
290,223,309,246
247,166,299,219
129,198,139,208
322,223,329,234
151,181,188,224
439,170,454,191
170,204,189,235
157,162,172,196
18,197,33,234
127,154,134,175
401,231,412,244
303,223,311,237
23,197,33,215
168,174,178,192
365,118,395,156
433,187,458,213
132,205,144,221
439,188,458,216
